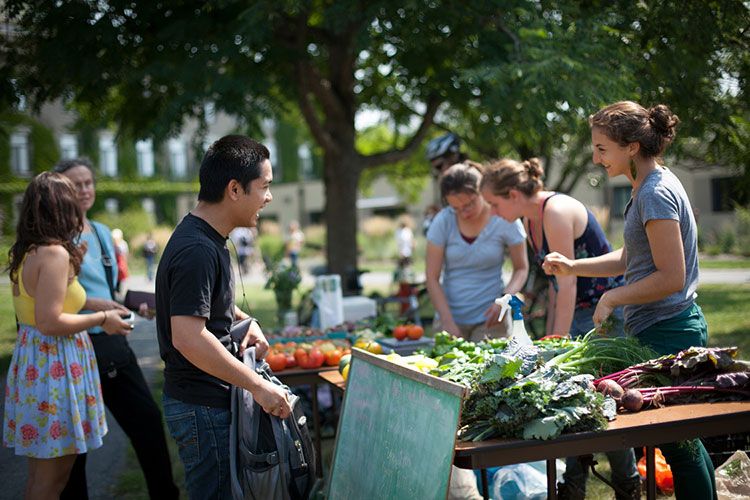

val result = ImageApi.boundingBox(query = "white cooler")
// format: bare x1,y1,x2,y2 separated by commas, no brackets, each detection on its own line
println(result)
341,296,377,322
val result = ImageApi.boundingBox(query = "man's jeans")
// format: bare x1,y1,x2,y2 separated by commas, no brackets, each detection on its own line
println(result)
163,394,232,500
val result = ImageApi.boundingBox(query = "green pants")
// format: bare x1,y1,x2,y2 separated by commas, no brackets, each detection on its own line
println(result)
636,303,717,500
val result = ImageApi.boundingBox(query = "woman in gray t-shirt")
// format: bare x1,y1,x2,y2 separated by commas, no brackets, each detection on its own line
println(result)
544,101,716,499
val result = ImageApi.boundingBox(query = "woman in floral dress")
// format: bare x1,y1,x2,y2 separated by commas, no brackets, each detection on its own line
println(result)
3,172,130,498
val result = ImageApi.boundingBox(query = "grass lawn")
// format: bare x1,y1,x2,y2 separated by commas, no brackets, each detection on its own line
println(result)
699,258,750,269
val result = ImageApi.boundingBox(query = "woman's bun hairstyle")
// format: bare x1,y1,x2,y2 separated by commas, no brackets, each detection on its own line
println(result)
589,101,679,159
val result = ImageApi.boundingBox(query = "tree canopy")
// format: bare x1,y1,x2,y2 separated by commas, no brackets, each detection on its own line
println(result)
3,0,748,287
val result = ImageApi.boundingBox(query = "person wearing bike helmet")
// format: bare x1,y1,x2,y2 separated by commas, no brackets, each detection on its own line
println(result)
425,132,467,176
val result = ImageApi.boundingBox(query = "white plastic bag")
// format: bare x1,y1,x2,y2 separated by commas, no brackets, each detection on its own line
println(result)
313,275,343,330
716,450,750,500
492,460,565,500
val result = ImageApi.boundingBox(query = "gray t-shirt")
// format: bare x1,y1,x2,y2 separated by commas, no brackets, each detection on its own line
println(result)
622,167,699,335
427,207,526,324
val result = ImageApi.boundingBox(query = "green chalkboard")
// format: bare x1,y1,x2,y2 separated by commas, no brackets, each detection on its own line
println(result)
327,349,466,500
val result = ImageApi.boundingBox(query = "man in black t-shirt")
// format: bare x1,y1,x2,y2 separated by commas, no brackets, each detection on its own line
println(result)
156,135,291,499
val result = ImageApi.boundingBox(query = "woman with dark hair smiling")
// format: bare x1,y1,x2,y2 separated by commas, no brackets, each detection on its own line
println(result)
3,172,129,498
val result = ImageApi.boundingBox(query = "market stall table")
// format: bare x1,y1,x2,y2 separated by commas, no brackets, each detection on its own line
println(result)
319,370,750,499
277,365,338,477
455,401,750,499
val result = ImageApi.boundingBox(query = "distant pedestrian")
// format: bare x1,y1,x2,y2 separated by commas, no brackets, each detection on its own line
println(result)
285,220,305,268
111,228,129,293
395,215,415,280
230,226,254,275
142,233,158,282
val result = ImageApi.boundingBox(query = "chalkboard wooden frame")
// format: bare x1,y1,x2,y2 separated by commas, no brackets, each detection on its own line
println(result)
327,348,467,499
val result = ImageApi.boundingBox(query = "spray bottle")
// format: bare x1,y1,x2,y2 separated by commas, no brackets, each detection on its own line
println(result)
495,294,532,349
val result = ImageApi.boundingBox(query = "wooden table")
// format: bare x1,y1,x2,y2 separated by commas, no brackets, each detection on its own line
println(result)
454,401,750,499
319,370,750,499
276,366,338,477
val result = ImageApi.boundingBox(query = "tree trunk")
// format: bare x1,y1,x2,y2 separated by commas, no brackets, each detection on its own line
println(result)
323,146,362,295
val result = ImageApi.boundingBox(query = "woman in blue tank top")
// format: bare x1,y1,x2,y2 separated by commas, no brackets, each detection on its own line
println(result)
480,157,625,338
480,157,640,499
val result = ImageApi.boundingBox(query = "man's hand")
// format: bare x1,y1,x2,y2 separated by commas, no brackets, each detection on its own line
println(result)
253,379,292,419
240,320,269,359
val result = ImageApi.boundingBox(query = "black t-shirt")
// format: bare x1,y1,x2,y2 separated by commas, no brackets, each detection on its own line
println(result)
156,213,235,408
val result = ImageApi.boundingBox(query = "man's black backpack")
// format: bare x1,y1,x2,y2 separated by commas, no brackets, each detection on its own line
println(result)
229,344,317,500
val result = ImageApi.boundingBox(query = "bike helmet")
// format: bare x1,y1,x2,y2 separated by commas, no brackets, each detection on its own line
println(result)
425,132,460,161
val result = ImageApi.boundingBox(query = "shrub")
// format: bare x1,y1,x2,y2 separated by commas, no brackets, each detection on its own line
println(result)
736,206,750,256
92,206,156,242
359,216,397,261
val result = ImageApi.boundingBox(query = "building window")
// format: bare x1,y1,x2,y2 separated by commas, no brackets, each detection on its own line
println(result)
610,186,632,219
59,134,78,159
204,101,216,125
99,132,118,177
142,197,156,215
136,139,155,177
104,198,119,214
168,138,187,178
10,129,30,176
711,177,749,212
298,143,313,180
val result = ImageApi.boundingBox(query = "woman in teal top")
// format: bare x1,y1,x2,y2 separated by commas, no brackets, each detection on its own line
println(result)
544,101,715,500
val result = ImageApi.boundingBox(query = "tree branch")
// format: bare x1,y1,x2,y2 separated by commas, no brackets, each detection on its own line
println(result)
360,97,442,168
295,61,339,155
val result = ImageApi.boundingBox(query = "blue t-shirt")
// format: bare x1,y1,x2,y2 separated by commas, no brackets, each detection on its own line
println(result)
78,221,118,334
427,207,526,324
623,167,699,335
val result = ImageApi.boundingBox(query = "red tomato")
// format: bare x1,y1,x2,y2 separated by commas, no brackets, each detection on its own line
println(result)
266,352,287,372
407,325,424,340
285,353,297,369
294,348,309,367
325,349,343,366
308,348,325,368
393,325,408,341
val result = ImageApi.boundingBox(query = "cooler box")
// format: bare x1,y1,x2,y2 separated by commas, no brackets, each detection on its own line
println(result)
341,296,377,322
377,336,435,356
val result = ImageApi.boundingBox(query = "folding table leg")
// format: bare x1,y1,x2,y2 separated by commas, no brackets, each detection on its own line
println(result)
481,468,489,500
547,458,557,500
311,382,323,477
645,445,656,500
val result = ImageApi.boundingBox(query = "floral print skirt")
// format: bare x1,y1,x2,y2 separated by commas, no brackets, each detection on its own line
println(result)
3,325,107,458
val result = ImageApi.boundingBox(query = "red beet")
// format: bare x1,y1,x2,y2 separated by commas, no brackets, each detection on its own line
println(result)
597,379,625,400
621,389,644,412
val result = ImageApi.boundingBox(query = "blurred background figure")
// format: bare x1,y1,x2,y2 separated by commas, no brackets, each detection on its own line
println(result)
425,132,466,177
111,228,129,294
230,226,255,275
142,233,158,282
285,220,305,268
395,215,416,281
422,204,440,237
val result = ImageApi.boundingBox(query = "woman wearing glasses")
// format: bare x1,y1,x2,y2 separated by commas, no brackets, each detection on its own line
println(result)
426,162,528,341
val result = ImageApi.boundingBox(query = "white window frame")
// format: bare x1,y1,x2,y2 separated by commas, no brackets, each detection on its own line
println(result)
136,138,155,177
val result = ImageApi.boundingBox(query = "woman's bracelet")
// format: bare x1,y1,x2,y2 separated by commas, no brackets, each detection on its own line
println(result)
99,310,107,326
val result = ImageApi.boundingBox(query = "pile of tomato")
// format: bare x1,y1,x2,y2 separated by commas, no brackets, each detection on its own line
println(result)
392,324,424,341
265,339,352,373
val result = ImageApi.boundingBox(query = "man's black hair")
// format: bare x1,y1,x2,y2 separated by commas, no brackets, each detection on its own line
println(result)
52,157,96,176
198,135,270,203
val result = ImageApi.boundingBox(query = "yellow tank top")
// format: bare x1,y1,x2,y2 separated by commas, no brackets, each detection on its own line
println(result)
13,258,87,326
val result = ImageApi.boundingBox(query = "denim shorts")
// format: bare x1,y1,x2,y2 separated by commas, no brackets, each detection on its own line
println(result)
163,394,232,500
